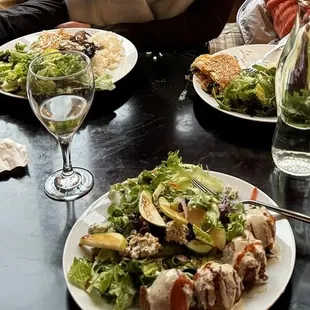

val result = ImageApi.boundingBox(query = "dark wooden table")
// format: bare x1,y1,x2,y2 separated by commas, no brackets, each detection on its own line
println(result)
1,52,310,310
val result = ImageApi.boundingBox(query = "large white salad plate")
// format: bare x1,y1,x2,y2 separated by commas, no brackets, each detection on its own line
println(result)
0,28,138,99
63,171,296,310
193,44,282,123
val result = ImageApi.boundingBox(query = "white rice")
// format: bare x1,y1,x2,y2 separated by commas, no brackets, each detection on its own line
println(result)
89,33,125,77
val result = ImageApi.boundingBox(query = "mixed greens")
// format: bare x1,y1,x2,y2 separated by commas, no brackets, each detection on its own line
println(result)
214,65,277,117
0,43,34,96
0,42,114,97
68,152,246,310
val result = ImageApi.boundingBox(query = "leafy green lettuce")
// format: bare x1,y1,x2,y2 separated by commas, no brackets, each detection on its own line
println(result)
68,257,92,290
90,265,114,294
108,151,223,216
95,73,115,91
108,268,135,310
68,258,136,310
108,214,134,237
108,178,145,216
0,43,35,96
215,65,276,117
0,44,116,96
188,191,222,231
149,151,224,193
226,203,246,242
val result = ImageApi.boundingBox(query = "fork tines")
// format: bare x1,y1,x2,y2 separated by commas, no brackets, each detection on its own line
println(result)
191,179,217,196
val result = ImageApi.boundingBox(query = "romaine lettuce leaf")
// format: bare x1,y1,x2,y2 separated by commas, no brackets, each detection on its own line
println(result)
96,249,120,264
107,265,136,310
68,257,92,290
0,43,34,95
33,52,85,77
141,260,162,278
89,266,114,294
95,73,115,91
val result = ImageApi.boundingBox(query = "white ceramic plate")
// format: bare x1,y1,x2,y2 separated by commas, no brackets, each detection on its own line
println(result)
0,28,138,99
193,44,282,123
63,171,296,310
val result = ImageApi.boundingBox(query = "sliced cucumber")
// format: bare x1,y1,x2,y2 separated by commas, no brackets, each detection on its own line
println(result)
186,240,213,254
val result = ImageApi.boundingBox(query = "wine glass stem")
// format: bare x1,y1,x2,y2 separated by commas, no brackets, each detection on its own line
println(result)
59,138,74,176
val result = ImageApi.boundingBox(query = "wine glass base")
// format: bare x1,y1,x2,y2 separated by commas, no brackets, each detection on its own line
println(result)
44,167,94,201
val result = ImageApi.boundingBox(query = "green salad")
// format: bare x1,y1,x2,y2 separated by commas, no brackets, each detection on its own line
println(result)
214,65,277,117
0,43,114,97
0,43,34,96
68,152,246,310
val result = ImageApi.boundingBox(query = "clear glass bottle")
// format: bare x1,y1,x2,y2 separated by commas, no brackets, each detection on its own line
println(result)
272,0,310,176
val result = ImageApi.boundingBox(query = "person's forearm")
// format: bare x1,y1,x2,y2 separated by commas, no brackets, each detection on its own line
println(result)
97,0,235,51
0,0,68,45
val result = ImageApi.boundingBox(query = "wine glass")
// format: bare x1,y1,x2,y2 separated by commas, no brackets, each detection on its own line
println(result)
27,51,95,201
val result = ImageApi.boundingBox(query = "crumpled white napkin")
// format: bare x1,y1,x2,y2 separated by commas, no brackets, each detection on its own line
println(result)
0,138,28,173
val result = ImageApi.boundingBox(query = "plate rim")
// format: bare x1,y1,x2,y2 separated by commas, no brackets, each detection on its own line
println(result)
193,44,278,124
63,170,296,310
0,27,138,100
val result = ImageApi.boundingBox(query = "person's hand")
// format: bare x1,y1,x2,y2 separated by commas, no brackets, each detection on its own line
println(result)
56,21,91,29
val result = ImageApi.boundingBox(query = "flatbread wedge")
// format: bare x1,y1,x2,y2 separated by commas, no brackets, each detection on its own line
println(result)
191,54,241,94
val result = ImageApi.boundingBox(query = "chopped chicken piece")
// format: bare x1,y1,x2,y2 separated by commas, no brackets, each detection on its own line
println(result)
222,231,268,286
121,231,161,259
194,261,243,310
165,220,189,245
245,206,276,249
140,269,194,310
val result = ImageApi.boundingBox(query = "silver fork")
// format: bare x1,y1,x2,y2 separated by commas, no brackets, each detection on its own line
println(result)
191,179,310,223
246,42,286,73
178,74,193,101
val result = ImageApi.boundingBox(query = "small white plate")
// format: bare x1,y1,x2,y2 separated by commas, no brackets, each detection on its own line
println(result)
63,171,296,310
193,44,281,123
0,28,138,99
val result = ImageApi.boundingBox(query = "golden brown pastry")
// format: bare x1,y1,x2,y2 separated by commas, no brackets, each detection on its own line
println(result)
191,53,241,93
